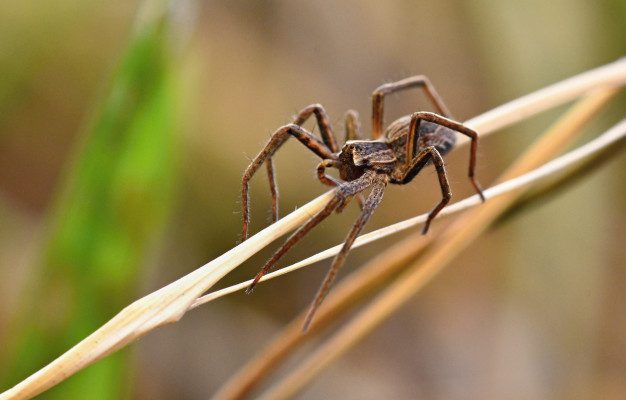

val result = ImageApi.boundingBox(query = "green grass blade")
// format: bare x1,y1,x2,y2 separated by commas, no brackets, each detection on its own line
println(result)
2,7,180,400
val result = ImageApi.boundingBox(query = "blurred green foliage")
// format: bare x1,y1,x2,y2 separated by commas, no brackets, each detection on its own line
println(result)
1,7,179,399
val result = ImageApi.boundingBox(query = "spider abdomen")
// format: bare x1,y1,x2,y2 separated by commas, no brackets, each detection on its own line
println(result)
418,122,457,155
385,116,457,163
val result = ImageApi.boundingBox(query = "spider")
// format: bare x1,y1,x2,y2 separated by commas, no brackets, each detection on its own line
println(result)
240,76,485,330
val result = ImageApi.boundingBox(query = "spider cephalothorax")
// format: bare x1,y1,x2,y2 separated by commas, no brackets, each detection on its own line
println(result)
336,140,396,181
240,75,485,330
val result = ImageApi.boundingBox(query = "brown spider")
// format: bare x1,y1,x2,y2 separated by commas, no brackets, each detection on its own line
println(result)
240,76,485,330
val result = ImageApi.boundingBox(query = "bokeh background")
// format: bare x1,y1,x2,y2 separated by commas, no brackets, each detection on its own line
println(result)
1,1,625,399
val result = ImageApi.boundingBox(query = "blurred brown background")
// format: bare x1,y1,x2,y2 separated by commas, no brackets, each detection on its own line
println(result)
0,1,625,399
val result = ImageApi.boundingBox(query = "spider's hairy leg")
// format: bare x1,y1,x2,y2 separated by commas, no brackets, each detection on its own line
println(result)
344,109,363,142
407,112,485,202
245,171,377,294
371,75,452,139
262,105,339,225
303,173,388,331
317,158,364,212
293,104,339,153
245,196,341,295
394,145,451,235
241,124,335,241
317,159,356,212
317,159,341,188
265,159,279,222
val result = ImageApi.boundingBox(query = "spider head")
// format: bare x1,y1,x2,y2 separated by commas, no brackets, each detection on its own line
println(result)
336,140,395,181
336,141,366,181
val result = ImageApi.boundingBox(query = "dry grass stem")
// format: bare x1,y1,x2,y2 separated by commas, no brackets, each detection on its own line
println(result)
254,88,621,400
2,60,625,400
0,192,336,400
510,127,626,217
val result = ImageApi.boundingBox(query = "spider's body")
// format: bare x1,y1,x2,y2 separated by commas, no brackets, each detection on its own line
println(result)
337,117,458,184
240,75,485,330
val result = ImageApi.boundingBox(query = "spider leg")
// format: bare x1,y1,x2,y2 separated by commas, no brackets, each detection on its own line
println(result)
302,173,388,331
344,109,363,142
293,104,339,153
371,75,452,139
242,124,336,240
394,145,451,235
245,170,377,294
316,159,356,212
265,159,279,222
406,112,485,202
317,159,363,212
263,104,338,225
317,159,342,188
